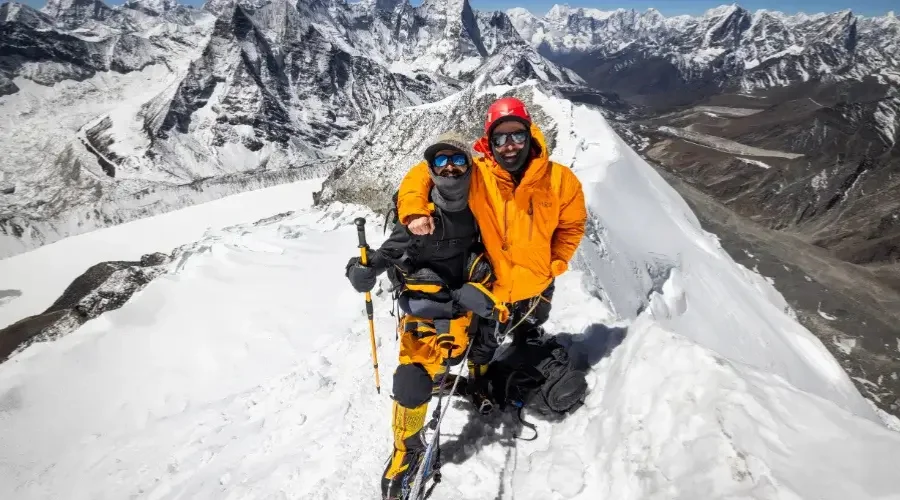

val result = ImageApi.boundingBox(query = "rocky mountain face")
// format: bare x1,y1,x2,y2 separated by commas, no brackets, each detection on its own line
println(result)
0,0,194,96
509,4,900,291
0,0,582,259
0,251,171,362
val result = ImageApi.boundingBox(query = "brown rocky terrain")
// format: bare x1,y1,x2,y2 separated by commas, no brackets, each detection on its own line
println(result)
635,81,899,292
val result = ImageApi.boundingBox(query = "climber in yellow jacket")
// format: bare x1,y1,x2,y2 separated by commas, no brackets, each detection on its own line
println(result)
395,96,588,382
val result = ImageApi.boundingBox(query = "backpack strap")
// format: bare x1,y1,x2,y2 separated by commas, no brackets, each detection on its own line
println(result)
382,190,400,235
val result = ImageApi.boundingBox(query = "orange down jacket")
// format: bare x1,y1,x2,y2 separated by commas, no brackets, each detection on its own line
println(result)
397,122,587,304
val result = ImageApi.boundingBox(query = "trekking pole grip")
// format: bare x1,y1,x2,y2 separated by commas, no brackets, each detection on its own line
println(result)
355,217,369,264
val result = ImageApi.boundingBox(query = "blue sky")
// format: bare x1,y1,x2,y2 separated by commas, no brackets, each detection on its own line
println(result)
15,0,896,18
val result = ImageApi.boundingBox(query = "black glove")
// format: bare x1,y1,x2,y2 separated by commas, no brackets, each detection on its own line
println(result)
451,282,510,322
345,254,379,293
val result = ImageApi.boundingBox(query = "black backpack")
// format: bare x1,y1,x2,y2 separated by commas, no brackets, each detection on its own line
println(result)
485,335,588,434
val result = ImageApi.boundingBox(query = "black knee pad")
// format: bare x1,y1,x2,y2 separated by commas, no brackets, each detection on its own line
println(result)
392,363,432,408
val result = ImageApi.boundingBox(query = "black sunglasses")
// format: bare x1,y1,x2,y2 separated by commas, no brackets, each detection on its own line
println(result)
491,131,529,147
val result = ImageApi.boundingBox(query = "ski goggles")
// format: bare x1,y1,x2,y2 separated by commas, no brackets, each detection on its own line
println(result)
490,131,528,147
433,153,468,168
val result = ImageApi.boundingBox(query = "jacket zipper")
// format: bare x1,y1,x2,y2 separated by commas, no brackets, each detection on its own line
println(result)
528,197,534,240
503,197,510,251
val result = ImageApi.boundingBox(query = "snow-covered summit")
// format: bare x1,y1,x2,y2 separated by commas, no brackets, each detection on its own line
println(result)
1,80,899,499
315,78,882,417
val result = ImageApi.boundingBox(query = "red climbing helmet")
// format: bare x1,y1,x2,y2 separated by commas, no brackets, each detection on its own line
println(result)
483,97,532,135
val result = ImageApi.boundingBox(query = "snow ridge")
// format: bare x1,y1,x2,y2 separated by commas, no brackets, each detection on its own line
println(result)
316,76,894,422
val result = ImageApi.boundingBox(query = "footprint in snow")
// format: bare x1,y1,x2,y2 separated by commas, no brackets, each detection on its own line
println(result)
514,448,586,498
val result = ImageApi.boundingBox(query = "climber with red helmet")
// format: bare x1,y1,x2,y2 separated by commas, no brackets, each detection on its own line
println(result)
394,95,588,406
478,96,537,175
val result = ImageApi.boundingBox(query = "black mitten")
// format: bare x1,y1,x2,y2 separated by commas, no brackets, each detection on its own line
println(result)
345,256,378,293
451,282,510,322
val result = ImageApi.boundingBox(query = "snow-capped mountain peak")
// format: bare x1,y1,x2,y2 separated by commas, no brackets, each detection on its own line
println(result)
508,3,894,96
202,0,267,17
0,0,582,259
505,6,532,18
41,0,82,16
544,3,571,19
0,2,55,26
354,0,406,13
419,0,466,14
2,0,900,495
40,0,120,21
703,3,741,19
123,0,180,13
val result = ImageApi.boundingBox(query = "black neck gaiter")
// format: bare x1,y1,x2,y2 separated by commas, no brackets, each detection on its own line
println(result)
427,165,472,212
491,133,532,176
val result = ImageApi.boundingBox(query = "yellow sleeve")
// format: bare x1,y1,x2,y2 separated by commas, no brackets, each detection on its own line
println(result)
551,166,588,264
396,161,435,225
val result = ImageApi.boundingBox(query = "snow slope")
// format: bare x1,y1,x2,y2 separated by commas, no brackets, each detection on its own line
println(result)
0,178,323,330
2,83,900,499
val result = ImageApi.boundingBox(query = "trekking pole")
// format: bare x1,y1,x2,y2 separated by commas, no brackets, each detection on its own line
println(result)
355,217,381,394
408,340,475,500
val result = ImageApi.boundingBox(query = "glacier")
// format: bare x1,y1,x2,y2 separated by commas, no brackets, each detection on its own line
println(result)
1,81,899,500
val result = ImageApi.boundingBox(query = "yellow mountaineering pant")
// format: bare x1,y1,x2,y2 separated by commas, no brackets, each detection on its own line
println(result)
398,312,472,379
384,312,473,482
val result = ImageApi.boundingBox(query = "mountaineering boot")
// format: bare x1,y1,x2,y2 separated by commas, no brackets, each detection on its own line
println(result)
467,360,494,415
381,401,428,500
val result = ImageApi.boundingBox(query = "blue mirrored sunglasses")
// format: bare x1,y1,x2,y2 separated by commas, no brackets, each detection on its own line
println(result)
433,153,468,168
491,131,528,148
